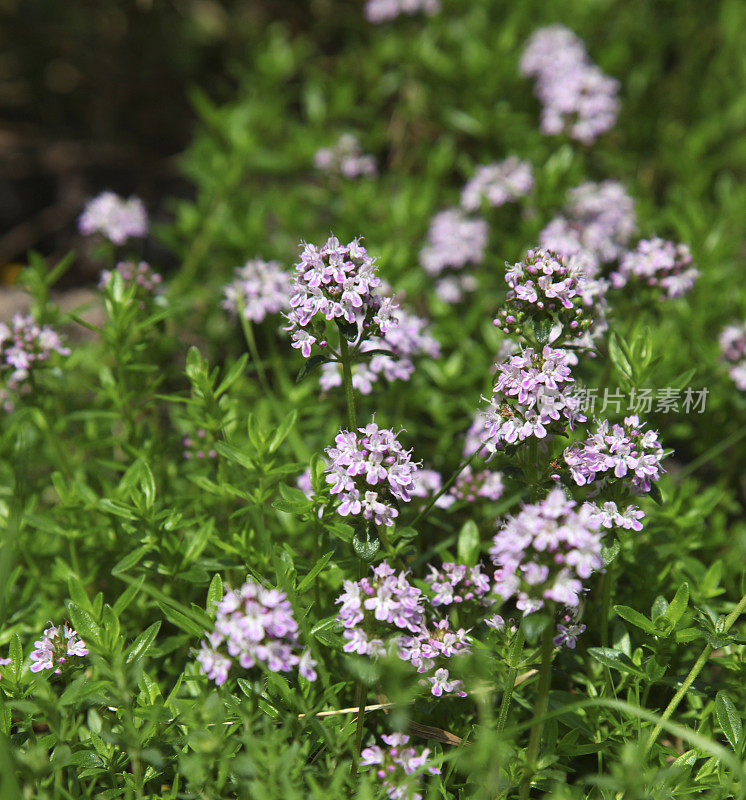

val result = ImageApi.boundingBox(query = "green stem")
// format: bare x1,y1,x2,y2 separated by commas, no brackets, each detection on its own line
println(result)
600,568,612,648
238,309,271,392
519,623,555,800
643,589,746,755
410,450,479,528
351,681,368,778
497,625,525,734
599,564,616,697
338,336,358,430
339,334,366,773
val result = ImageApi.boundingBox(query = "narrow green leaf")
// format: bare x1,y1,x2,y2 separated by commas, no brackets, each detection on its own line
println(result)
588,647,645,677
614,605,658,635
66,602,101,647
295,355,328,383
157,602,205,639
215,442,256,471
216,353,249,396
206,574,223,612
457,520,480,567
269,410,298,454
125,622,161,665
715,691,742,751
111,546,150,576
113,576,145,616
297,552,334,594
663,582,689,627
9,635,22,676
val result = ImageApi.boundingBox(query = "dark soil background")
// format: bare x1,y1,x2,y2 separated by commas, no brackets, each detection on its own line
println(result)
0,0,311,285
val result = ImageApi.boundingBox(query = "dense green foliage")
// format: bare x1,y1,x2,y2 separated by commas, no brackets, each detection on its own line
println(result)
3,2,746,798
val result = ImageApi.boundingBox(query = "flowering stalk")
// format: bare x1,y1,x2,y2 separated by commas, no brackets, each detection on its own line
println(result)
519,621,555,800
643,589,746,755
339,335,358,430
237,298,270,391
496,624,525,734
598,564,615,697
338,333,367,777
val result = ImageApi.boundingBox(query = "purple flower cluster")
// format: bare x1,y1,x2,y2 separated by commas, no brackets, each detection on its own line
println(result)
78,191,148,245
314,134,376,178
480,346,585,453
490,488,604,613
360,733,440,800
720,322,746,390
554,615,587,649
30,622,88,674
398,619,469,697
319,308,440,395
223,258,290,323
610,238,698,299
433,274,478,304
448,466,505,504
365,0,440,24
419,209,488,302
197,580,316,686
460,157,534,212
337,562,425,657
336,563,469,697
0,313,70,394
183,428,218,460
325,421,419,527
463,410,493,459
285,236,396,358
520,25,619,144
425,563,493,608
99,261,163,307
563,415,664,493
409,463,504,512
583,500,645,532
495,248,595,343
542,182,636,266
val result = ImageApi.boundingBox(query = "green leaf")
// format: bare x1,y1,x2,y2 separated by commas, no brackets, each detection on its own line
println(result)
297,552,334,594
457,520,480,567
111,546,150,576
185,346,205,383
651,596,668,621
671,749,697,770
522,613,552,643
9,634,22,676
125,622,161,665
157,603,205,639
663,583,689,627
215,442,256,471
335,319,359,341
269,410,298,454
67,575,91,613
602,540,621,566
183,520,214,564
206,574,223,612
608,331,633,381
614,605,658,635
66,602,101,647
296,354,328,383
352,521,380,561
272,484,313,514
588,647,645,677
648,483,663,505
216,353,248,396
113,576,145,617
715,691,742,751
